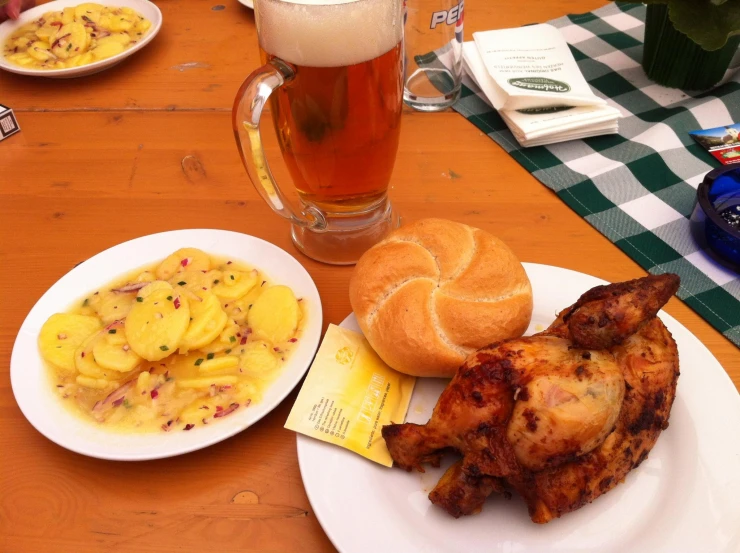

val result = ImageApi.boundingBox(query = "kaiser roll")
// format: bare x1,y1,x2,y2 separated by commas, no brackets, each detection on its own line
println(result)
349,219,533,377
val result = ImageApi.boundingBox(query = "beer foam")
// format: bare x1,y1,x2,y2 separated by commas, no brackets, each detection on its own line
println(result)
257,0,402,67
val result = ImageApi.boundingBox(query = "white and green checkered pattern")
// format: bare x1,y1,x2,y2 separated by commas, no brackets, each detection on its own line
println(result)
452,2,740,348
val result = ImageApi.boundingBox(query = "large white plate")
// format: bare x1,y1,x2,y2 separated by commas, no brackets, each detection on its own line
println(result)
237,0,254,10
11,229,322,460
0,0,162,79
297,263,740,553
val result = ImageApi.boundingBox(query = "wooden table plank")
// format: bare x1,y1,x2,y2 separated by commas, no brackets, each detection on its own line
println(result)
1,0,738,552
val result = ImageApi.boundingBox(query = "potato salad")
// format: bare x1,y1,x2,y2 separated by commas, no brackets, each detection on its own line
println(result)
3,3,151,70
38,248,306,433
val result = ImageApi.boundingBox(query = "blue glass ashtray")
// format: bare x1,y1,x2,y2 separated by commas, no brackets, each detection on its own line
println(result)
691,166,740,272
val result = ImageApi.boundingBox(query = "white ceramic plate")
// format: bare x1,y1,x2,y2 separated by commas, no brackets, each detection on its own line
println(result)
237,0,254,10
11,229,322,460
297,263,740,553
0,0,162,78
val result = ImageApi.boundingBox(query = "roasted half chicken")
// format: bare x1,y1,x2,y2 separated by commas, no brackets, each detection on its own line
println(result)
382,274,680,523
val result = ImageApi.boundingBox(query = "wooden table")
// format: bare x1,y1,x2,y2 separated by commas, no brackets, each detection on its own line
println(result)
1,1,738,551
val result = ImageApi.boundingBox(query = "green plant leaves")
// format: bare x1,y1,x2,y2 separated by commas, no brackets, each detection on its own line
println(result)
620,0,740,50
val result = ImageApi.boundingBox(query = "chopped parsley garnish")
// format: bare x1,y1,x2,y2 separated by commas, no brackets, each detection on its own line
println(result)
207,353,215,360
82,298,89,307
160,345,169,351
230,274,235,280
225,349,231,354
177,281,186,286
229,336,236,343
213,279,220,285
136,297,143,302
166,295,173,301
194,358,204,366
108,329,116,334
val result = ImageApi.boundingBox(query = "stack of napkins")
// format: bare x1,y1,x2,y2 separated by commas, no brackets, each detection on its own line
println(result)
462,24,620,147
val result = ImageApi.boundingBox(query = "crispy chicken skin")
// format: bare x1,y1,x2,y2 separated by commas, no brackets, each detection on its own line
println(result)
382,274,680,523
564,273,680,350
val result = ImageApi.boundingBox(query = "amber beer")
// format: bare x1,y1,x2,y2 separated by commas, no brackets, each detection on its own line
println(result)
256,0,403,213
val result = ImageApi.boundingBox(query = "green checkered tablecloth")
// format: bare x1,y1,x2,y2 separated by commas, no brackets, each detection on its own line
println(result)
452,2,740,348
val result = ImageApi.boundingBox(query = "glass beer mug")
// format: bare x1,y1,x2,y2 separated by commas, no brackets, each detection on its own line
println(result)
233,0,404,265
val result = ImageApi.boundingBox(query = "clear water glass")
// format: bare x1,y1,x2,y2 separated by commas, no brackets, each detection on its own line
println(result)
403,0,464,111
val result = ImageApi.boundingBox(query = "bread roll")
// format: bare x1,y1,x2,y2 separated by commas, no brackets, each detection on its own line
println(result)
349,219,533,377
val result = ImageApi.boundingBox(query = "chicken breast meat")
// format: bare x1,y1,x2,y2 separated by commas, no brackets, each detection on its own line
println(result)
382,273,680,523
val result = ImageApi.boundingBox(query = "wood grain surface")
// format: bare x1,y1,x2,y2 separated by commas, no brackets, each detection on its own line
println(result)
1,1,737,552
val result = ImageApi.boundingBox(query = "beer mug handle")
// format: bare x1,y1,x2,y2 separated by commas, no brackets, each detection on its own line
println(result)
232,60,327,232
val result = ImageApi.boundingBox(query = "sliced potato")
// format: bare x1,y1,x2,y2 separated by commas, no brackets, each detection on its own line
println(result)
27,42,56,61
68,51,94,67
155,248,210,280
169,268,221,298
34,24,58,44
105,32,131,46
124,282,191,361
38,313,102,373
88,289,134,324
239,341,279,375
136,280,172,299
198,355,239,375
6,53,34,66
135,18,152,32
179,395,222,424
108,13,134,32
74,334,110,378
51,22,87,60
92,39,124,60
62,7,75,24
234,380,262,404
177,376,238,389
248,285,299,344
179,291,228,352
212,269,259,300
74,3,104,23
76,375,117,389
92,323,142,372
198,319,241,354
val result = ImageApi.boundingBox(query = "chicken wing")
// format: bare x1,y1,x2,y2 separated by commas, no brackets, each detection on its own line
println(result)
382,273,680,523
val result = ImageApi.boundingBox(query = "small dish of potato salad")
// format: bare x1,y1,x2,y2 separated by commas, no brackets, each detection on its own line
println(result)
4,3,152,70
11,230,322,460
0,0,162,78
40,247,305,433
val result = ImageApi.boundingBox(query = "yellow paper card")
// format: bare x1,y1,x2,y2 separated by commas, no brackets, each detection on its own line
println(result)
285,324,416,466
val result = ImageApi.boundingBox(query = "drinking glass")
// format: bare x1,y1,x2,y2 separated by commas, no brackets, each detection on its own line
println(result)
233,0,404,265
403,0,464,111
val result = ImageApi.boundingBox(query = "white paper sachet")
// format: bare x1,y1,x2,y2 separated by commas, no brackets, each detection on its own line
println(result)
473,24,606,111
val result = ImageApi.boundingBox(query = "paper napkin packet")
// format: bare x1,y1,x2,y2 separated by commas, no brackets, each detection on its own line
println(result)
285,324,416,467
462,24,620,147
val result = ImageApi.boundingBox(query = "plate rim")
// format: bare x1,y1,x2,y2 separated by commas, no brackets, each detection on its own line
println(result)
296,262,740,553
0,0,163,78
10,228,323,461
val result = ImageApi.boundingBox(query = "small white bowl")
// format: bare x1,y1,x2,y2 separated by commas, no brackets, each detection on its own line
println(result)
10,229,323,460
0,0,162,78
